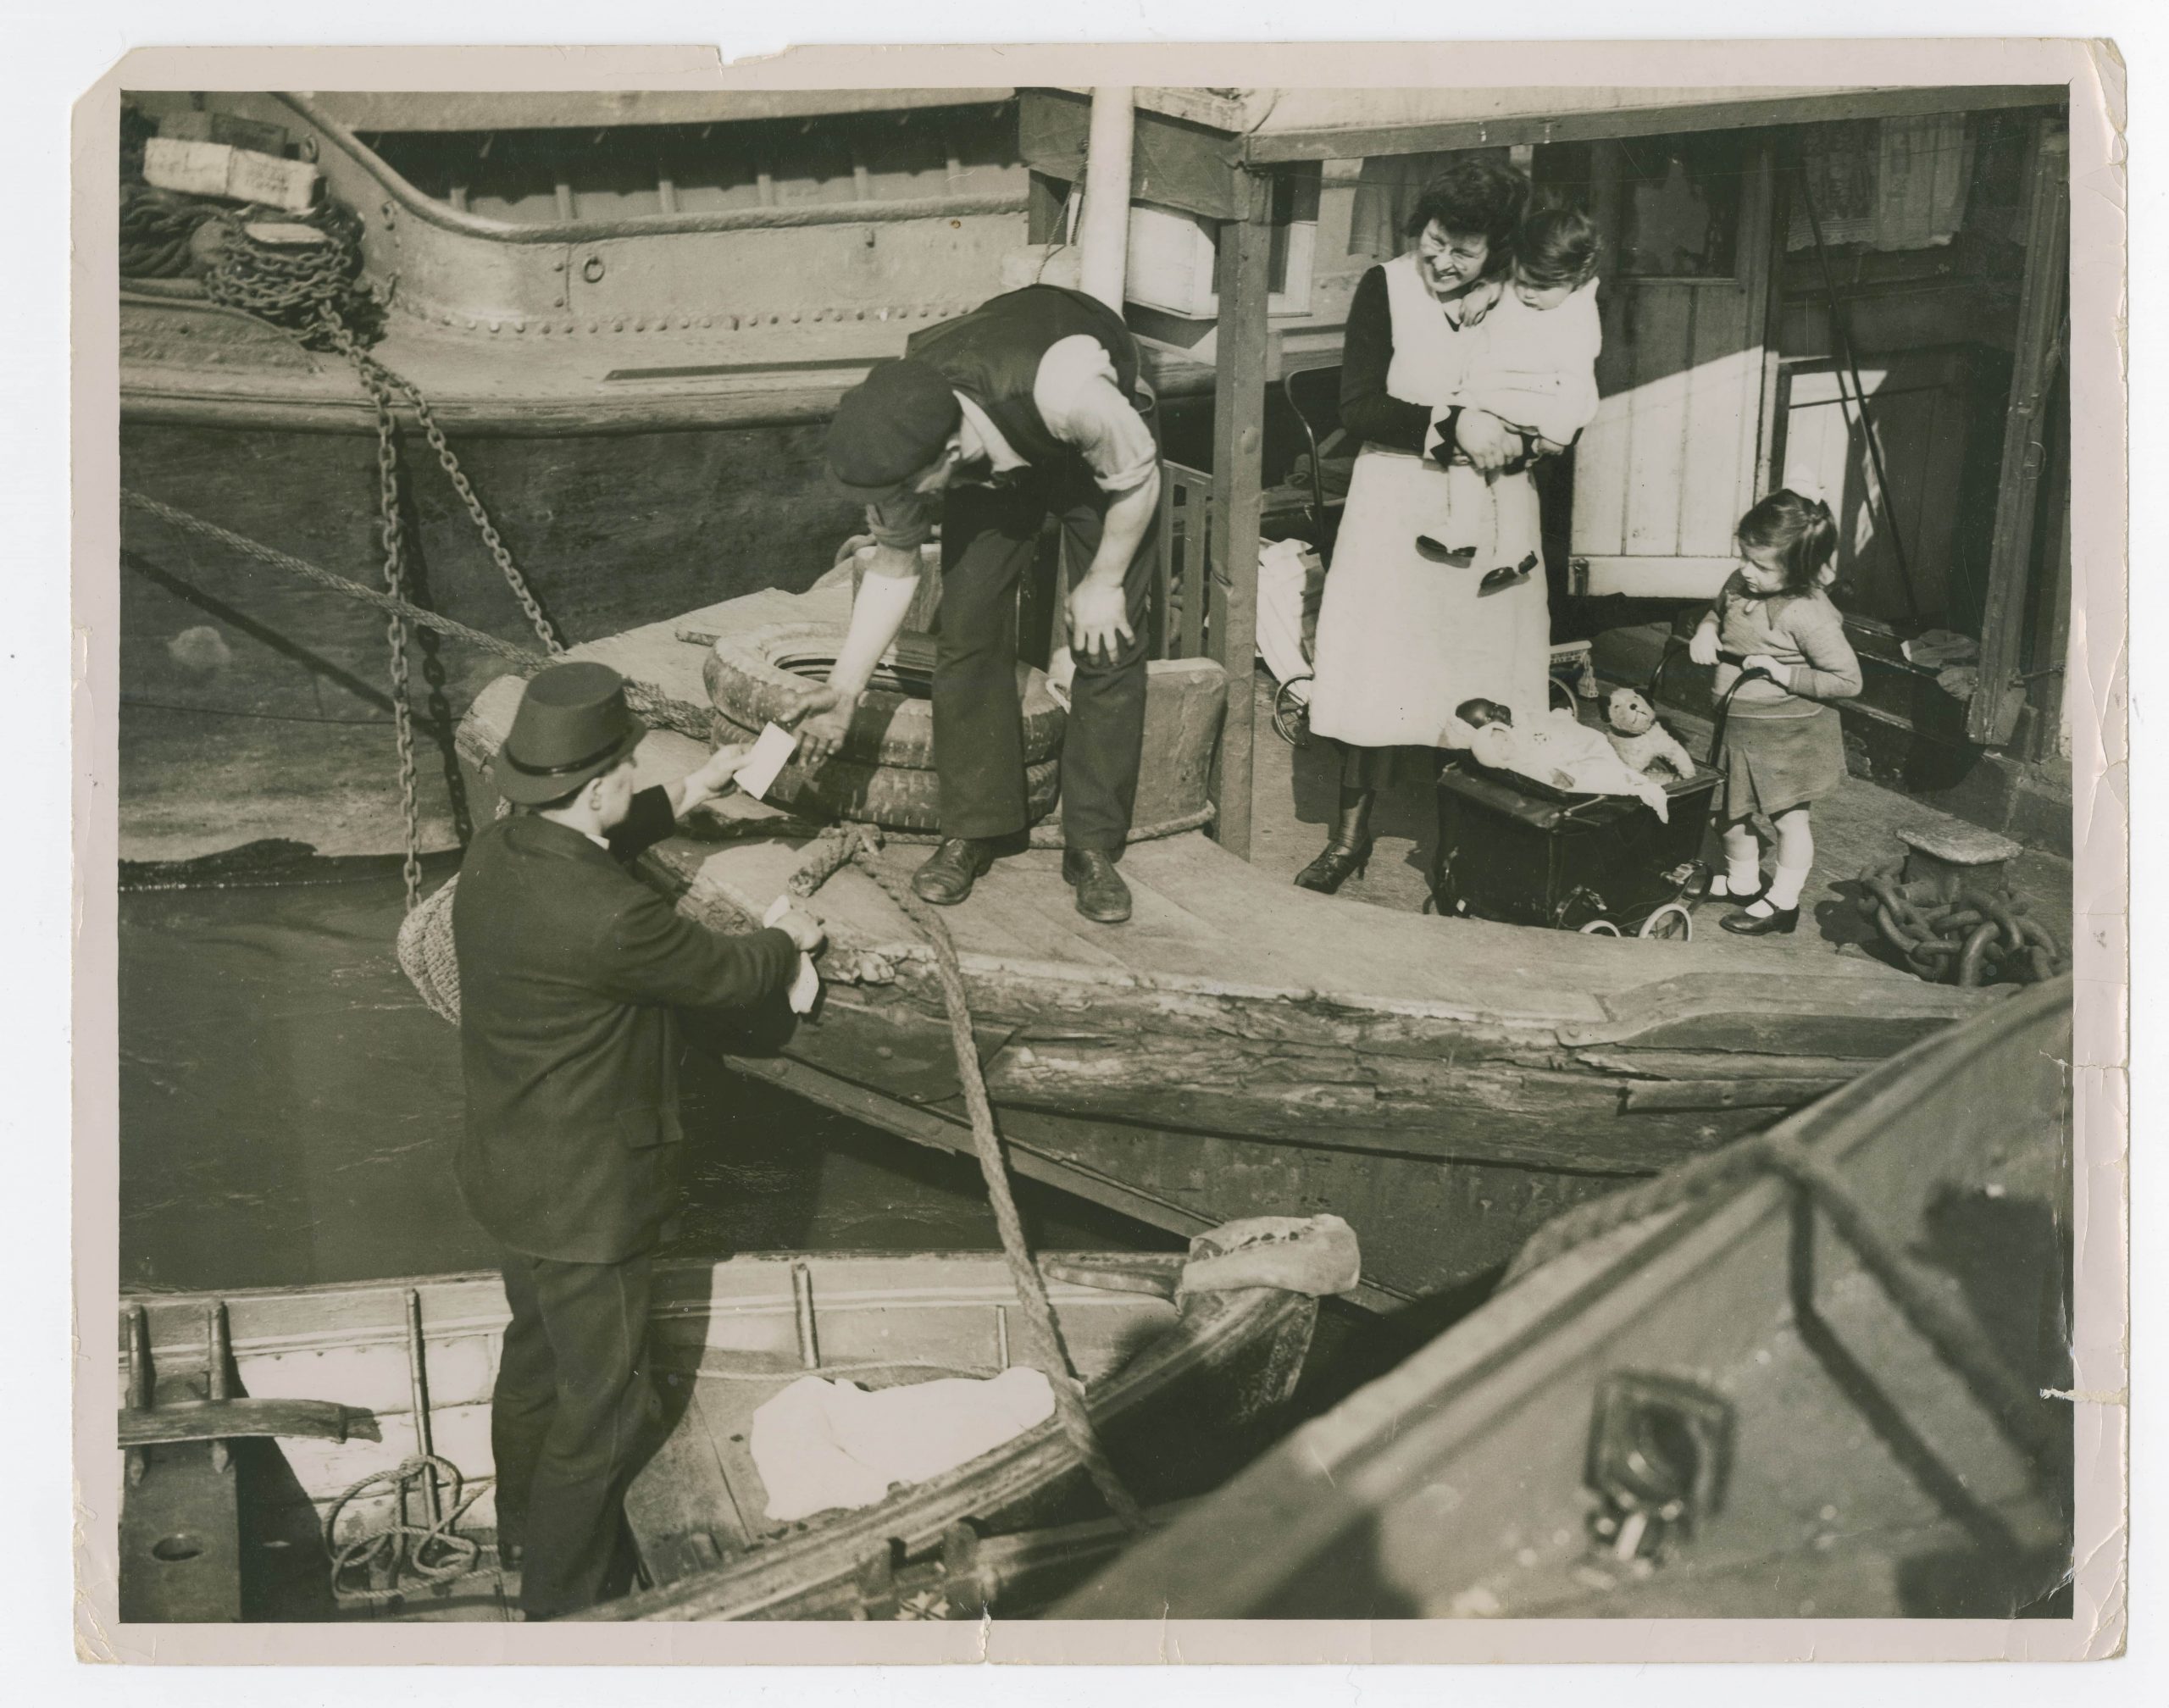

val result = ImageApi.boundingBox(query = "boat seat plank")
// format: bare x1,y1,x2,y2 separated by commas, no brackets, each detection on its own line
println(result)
624,1367,757,1583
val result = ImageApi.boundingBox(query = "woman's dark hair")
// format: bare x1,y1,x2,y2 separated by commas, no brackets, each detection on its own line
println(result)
1736,489,1839,595
1405,158,1530,272
1515,202,1601,288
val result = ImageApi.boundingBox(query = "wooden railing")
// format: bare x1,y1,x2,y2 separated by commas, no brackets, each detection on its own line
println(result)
1151,460,1215,663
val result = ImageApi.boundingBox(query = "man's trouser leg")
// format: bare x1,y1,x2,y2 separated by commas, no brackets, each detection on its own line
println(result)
495,1248,663,1620
931,479,1050,842
1054,465,1157,853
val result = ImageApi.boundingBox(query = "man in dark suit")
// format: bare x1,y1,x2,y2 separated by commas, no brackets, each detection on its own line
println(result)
452,661,824,1621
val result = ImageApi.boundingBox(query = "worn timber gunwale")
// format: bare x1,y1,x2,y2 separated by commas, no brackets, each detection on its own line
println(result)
453,583,1994,1309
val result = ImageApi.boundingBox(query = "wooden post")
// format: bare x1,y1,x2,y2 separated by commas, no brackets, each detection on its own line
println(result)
1207,173,1274,861
1970,119,2068,747
1746,146,1788,500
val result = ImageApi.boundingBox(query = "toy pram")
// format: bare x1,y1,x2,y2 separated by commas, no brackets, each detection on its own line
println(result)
1427,751,1720,939
1424,662,1781,940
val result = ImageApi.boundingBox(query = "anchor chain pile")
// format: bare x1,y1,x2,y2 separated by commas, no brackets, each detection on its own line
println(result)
1856,860,2067,987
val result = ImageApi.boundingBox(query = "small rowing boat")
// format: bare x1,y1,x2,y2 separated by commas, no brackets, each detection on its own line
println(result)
115,1245,1316,1622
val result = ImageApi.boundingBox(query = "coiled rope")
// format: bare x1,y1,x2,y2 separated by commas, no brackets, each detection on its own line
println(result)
785,824,1143,1532
323,1454,491,1604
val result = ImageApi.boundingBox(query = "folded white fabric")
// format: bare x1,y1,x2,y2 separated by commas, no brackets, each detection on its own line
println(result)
749,1366,1057,1523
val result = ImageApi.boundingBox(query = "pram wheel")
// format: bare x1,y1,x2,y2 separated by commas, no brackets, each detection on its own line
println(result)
1273,676,1314,747
1578,918,1623,936
1639,902,1694,942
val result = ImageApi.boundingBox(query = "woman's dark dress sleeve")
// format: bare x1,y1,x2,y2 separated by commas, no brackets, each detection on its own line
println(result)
1339,264,1443,456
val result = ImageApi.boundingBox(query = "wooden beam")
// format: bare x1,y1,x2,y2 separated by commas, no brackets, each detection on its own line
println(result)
1971,121,2069,746
1019,90,1247,222
1241,86,2068,164
1747,147,1788,501
1207,175,1275,861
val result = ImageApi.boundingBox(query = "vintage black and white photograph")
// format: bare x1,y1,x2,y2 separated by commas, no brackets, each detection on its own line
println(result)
74,40,2125,1660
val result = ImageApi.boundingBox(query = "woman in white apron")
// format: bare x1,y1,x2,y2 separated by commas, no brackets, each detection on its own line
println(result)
1298,158,1557,893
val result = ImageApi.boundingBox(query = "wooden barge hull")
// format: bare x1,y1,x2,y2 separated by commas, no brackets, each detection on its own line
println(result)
454,586,1991,1312
1057,976,2076,1621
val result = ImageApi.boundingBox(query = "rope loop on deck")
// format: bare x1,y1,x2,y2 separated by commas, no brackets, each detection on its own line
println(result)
323,1453,491,1604
788,825,1145,1532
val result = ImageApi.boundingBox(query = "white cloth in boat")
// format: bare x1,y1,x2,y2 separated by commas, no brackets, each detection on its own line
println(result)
1307,255,1575,746
749,1366,1057,1523
1462,709,1673,822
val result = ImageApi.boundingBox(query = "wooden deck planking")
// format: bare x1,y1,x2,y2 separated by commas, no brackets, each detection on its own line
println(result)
682,822,1919,1024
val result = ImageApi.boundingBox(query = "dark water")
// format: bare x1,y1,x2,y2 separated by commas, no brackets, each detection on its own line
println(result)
118,853,1162,1295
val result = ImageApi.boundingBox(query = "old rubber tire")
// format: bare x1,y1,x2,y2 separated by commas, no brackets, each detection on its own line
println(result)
711,708,1061,832
705,620,1065,772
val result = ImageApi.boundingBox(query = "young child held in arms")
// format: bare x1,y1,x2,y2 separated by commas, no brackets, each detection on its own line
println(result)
1419,202,1604,592
1689,488,1862,935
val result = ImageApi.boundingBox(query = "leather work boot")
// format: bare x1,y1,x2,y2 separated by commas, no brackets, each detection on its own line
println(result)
912,837,996,906
1062,848,1132,924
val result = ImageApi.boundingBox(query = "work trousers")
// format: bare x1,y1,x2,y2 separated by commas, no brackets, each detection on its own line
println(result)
491,1245,664,1620
934,461,1158,852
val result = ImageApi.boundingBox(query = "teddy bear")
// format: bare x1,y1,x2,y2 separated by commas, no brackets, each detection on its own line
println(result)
1602,688,1695,781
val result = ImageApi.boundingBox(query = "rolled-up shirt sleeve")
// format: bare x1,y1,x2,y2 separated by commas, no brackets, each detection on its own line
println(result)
864,492,935,552
1034,335,1160,495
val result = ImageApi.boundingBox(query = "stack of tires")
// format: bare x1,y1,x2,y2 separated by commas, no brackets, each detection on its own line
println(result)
703,622,1067,834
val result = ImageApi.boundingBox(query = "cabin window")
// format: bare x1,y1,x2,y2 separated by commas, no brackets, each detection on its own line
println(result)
1611,130,1745,279
363,103,1024,224
1786,114,1975,254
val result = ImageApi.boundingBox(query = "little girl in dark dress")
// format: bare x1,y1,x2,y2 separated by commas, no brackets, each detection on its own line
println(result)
1688,489,1863,935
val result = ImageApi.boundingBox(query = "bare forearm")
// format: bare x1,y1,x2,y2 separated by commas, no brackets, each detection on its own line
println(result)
828,548,921,697
1081,474,1159,585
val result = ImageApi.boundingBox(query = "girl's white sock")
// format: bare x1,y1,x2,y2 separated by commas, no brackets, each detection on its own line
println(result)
1765,861,1811,912
1711,827,1761,898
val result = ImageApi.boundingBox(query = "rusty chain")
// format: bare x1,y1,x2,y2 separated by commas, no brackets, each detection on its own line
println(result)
195,196,581,910
1856,859,2067,988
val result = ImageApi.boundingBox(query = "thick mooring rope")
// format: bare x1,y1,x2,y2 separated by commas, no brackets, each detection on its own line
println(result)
119,490,714,744
787,825,1144,1531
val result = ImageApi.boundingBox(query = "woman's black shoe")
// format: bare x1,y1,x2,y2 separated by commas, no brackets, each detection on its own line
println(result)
1294,838,1372,895
1720,903,1799,936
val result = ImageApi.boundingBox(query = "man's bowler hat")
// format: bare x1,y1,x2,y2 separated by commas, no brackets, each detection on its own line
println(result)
494,662,646,805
